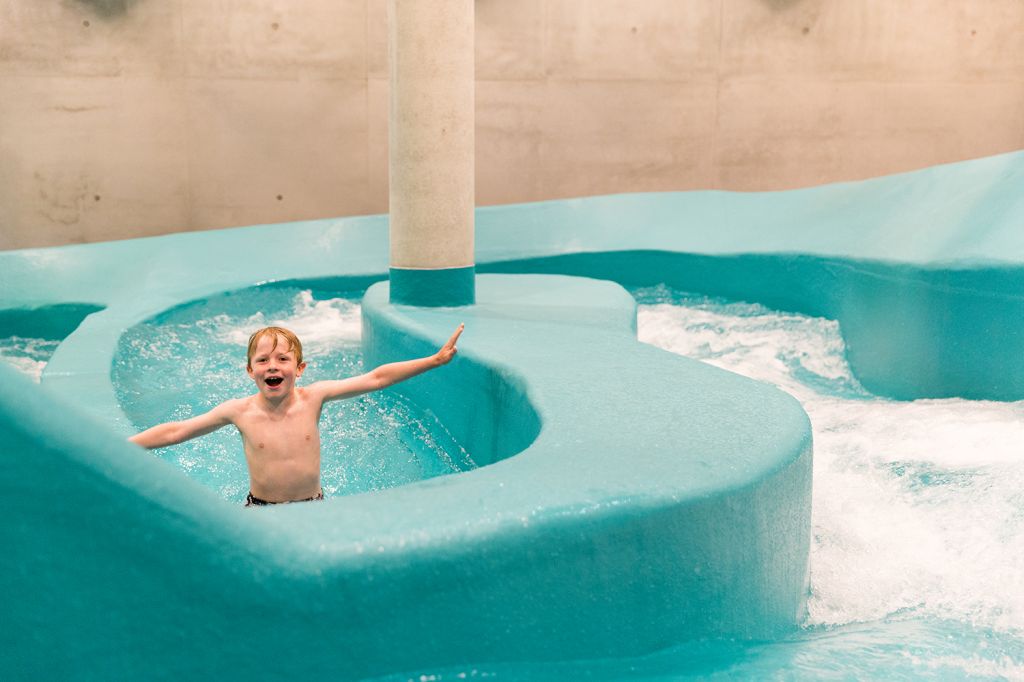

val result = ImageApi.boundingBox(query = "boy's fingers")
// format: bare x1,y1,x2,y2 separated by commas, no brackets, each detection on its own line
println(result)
446,323,465,348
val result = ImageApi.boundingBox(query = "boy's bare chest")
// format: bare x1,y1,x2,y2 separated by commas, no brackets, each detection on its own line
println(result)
236,404,320,454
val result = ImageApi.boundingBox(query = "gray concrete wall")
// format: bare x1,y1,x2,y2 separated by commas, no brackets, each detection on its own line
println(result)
2,0,1023,249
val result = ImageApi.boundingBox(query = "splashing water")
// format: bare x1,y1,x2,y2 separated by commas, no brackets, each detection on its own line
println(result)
375,284,1024,681
0,336,60,382
113,286,475,503
633,285,1024,639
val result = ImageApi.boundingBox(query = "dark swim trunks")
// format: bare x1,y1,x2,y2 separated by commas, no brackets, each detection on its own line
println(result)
245,490,325,507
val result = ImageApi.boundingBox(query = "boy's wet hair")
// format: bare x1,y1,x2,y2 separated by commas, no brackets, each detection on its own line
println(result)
247,326,303,369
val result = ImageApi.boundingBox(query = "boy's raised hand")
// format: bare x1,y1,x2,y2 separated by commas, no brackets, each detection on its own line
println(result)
436,323,464,365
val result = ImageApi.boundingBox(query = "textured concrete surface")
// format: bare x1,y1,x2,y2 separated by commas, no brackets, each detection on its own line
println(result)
3,1,1024,248
388,0,474,271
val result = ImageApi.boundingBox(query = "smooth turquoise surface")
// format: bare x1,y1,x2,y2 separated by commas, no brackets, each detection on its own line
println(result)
0,277,811,680
3,150,1024,679
389,265,476,306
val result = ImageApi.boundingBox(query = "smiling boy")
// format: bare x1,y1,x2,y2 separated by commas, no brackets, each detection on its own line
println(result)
129,323,464,505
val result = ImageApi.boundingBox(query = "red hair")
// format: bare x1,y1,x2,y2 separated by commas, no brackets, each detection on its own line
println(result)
246,327,303,369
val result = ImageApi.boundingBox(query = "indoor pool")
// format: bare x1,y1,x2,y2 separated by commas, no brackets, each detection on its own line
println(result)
6,151,1024,679
4,281,1022,679
112,284,475,503
367,284,1024,680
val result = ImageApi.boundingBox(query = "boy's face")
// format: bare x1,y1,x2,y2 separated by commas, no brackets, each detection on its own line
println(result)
246,334,306,398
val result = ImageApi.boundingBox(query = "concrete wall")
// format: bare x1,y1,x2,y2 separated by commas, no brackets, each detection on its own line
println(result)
2,0,1023,249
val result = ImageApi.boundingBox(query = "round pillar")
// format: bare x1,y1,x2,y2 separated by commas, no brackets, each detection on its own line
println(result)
388,0,475,306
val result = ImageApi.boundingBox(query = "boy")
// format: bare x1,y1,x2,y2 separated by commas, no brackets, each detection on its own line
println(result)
130,323,464,506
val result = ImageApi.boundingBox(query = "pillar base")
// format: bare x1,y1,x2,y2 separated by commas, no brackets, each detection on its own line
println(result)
389,266,475,307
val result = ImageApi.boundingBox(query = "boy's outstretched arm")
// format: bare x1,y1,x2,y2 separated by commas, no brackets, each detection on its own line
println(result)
129,400,237,450
311,323,463,402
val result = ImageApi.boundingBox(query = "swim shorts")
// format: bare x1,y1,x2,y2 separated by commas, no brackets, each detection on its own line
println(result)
245,490,325,507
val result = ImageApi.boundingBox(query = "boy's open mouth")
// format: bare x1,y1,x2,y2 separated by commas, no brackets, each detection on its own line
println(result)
265,376,284,387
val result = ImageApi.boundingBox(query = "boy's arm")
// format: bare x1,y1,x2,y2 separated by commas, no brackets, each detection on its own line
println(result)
310,323,463,402
128,400,238,450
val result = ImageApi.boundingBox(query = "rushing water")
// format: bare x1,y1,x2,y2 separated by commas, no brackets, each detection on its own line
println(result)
628,286,1024,680
6,283,1024,679
112,286,475,503
374,285,1024,681
0,335,59,382
634,286,1024,635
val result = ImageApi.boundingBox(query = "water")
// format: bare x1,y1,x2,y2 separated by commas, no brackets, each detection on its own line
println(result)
372,285,1024,681
8,283,1024,678
0,335,60,382
111,286,475,503
634,287,1024,638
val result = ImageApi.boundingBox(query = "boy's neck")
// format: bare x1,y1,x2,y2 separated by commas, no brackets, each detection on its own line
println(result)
255,388,297,411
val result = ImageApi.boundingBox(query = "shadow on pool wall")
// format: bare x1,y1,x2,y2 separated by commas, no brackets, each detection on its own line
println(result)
2,150,1024,679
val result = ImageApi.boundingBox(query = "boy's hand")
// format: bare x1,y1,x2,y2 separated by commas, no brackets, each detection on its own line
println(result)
435,323,464,365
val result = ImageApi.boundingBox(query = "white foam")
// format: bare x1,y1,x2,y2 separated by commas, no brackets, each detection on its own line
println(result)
0,354,47,382
638,298,1024,636
0,336,60,382
215,291,362,352
913,653,1024,680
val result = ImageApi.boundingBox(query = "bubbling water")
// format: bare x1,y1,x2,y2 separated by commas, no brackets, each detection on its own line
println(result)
214,289,363,352
634,285,1024,639
114,287,475,503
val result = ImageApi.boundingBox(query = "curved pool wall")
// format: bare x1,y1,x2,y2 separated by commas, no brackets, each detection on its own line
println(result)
2,149,1023,678
0,280,812,680
471,150,1024,401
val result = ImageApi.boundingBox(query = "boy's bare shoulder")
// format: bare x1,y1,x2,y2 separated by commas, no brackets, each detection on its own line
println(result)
296,382,316,395
295,384,328,402
213,396,250,419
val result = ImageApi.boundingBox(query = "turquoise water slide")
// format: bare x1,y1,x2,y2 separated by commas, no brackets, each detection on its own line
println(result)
3,151,1024,679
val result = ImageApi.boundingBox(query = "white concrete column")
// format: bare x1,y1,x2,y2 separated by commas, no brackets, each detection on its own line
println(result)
388,0,475,306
